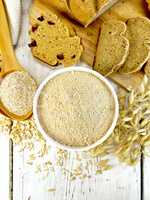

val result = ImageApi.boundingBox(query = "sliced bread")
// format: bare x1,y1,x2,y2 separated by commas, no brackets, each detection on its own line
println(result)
39,0,119,26
29,0,83,67
29,0,101,67
94,20,129,76
120,17,150,74
30,36,82,66
101,0,147,22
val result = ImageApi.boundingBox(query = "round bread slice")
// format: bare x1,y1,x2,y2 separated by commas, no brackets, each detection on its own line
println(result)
94,20,129,76
120,17,150,74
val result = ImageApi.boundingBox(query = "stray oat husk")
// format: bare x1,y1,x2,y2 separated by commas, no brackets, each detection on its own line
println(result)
47,188,56,192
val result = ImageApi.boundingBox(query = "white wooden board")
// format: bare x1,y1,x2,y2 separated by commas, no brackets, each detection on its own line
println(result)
13,146,141,200
0,134,11,200
143,154,150,200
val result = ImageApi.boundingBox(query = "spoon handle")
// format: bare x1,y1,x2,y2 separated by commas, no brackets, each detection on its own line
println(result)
0,0,21,77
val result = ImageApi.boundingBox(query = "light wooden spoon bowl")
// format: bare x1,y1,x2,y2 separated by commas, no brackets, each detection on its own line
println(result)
0,0,34,120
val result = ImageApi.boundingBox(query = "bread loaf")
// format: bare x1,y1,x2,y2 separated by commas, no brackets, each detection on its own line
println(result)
29,0,101,67
40,0,119,26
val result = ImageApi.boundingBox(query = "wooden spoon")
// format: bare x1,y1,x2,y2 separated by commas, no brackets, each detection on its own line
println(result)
0,0,35,120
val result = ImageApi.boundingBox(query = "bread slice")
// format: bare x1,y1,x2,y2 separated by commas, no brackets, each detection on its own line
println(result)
30,36,82,66
120,17,150,74
29,0,83,67
101,0,148,22
94,20,129,76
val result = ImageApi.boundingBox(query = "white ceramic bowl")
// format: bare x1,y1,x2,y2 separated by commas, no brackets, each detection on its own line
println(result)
33,67,119,151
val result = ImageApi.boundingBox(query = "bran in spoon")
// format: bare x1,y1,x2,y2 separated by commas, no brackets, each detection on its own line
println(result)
0,71,37,116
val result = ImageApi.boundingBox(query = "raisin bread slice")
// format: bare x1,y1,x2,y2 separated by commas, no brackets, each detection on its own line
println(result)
29,0,82,67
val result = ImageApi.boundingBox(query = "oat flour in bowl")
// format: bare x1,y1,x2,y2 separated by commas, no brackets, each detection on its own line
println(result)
37,70,116,148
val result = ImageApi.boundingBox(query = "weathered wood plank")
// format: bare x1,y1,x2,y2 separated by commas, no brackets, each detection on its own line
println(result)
13,147,141,200
143,154,150,200
0,134,11,200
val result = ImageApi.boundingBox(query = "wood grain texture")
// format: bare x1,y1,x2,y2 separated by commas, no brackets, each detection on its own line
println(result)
13,146,141,200
0,134,11,200
143,154,150,200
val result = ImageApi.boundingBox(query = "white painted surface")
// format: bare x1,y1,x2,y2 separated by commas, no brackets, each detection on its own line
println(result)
13,147,141,200
144,155,150,200
0,134,10,200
